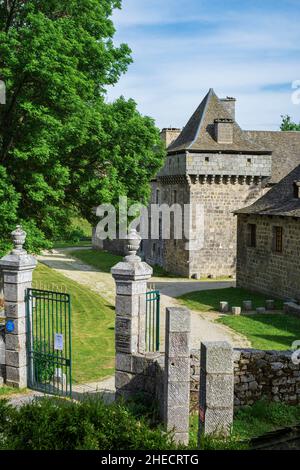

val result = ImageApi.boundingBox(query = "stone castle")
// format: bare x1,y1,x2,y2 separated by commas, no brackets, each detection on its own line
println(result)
143,88,300,278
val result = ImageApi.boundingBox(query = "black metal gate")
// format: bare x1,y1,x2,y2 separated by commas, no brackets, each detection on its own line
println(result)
26,288,72,397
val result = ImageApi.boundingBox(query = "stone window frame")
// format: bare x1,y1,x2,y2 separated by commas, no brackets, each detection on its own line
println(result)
246,223,256,248
272,226,283,254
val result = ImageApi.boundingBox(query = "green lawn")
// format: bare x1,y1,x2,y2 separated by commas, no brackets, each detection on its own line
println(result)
33,263,115,384
189,400,300,449
68,248,171,277
0,386,27,397
218,313,300,350
53,240,92,249
178,287,283,312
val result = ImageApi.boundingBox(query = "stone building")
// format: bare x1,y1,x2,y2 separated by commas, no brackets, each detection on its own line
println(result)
143,89,300,277
235,164,300,300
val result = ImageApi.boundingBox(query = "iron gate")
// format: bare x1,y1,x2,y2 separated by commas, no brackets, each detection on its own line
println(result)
26,288,72,397
145,290,160,352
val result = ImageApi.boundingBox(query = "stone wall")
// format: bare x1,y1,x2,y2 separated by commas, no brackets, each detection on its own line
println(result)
0,325,5,385
189,179,268,278
190,348,300,410
234,349,300,408
236,214,300,300
116,352,165,419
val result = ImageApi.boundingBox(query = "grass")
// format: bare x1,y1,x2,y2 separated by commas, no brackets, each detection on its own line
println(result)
53,240,91,249
68,248,171,277
0,386,27,397
218,313,300,350
178,287,283,312
189,400,300,449
33,263,115,384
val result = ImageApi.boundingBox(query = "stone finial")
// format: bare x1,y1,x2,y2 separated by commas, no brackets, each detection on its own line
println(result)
124,228,141,262
11,225,27,254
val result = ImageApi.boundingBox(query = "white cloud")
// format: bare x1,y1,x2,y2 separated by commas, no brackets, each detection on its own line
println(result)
108,0,300,130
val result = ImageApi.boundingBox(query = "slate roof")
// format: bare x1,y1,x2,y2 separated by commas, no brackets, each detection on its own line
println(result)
235,164,300,218
168,89,270,155
244,131,300,184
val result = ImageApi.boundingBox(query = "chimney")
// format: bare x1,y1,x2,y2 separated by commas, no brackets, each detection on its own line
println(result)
220,97,236,120
160,128,181,148
214,118,234,144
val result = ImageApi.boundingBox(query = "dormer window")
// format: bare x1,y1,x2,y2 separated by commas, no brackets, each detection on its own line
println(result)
214,118,234,144
293,181,300,199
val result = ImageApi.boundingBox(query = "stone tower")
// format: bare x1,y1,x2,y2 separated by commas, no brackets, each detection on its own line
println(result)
144,89,273,277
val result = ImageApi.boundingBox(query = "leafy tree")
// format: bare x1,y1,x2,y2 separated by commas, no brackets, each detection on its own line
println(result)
0,1,165,254
280,115,300,131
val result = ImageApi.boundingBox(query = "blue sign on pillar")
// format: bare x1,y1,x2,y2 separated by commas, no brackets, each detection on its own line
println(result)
6,320,15,333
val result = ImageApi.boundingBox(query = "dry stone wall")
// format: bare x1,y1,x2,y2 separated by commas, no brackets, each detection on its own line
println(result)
234,349,300,408
190,347,300,409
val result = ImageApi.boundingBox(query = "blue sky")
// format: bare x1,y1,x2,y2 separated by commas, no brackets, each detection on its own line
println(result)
107,0,300,130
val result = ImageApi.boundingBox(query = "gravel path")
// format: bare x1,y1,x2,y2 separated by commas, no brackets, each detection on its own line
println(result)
38,249,250,349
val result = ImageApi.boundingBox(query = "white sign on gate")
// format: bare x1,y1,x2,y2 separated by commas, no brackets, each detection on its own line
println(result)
54,333,64,351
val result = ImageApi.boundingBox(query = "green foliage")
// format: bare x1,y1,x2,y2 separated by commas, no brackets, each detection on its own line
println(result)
0,397,178,450
234,400,300,440
33,338,55,383
280,115,300,131
0,1,165,253
189,400,300,449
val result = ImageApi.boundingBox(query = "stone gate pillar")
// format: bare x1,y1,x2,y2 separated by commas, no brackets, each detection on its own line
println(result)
0,226,37,388
111,229,152,397
198,341,234,440
163,306,191,445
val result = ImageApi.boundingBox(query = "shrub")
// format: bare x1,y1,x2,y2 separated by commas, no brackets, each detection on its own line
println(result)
32,339,55,383
0,397,179,450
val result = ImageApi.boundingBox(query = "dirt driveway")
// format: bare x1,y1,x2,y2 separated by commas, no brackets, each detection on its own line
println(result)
38,249,250,349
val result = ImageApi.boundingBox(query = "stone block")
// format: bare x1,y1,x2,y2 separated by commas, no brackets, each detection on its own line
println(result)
199,407,233,437
115,332,138,354
203,373,234,408
115,295,140,317
165,332,190,357
6,366,27,388
165,307,191,333
173,432,189,446
5,333,26,352
166,357,190,382
115,280,147,296
115,316,138,336
115,371,145,391
242,300,252,311
3,270,33,284
5,317,26,336
3,282,32,303
231,306,241,315
6,349,27,368
165,406,190,433
116,353,132,373
201,341,233,374
256,307,266,314
219,301,229,313
4,301,26,319
166,382,190,406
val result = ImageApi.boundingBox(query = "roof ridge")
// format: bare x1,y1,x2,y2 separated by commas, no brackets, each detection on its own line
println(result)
187,88,214,150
